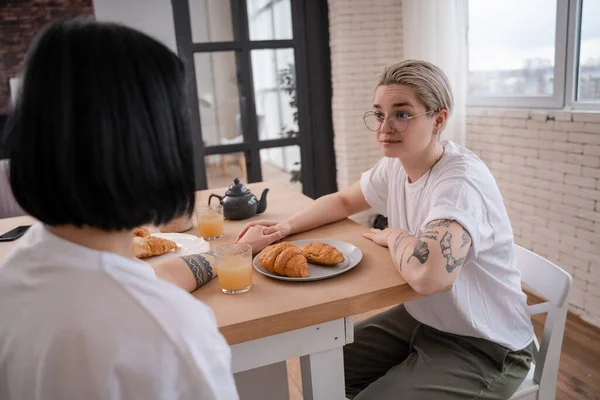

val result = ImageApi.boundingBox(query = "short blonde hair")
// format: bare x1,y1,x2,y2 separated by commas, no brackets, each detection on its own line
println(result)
376,59,453,114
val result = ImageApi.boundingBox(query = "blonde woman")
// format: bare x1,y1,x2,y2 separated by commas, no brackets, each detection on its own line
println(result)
237,60,535,399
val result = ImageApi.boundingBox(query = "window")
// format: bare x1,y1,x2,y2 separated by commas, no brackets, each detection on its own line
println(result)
468,0,600,109
468,0,557,98
172,0,337,197
577,0,600,102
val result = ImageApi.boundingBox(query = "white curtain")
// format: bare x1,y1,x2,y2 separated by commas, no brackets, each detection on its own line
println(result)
402,0,468,145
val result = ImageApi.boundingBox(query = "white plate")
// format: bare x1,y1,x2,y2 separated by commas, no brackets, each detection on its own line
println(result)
253,239,363,282
145,233,210,262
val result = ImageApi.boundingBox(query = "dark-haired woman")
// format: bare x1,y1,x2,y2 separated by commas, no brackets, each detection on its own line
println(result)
0,18,278,400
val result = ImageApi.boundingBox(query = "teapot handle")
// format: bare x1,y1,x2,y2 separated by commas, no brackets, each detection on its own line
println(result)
208,194,223,206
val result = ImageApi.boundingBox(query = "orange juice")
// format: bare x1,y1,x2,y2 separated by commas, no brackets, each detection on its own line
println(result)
217,255,252,293
198,214,224,239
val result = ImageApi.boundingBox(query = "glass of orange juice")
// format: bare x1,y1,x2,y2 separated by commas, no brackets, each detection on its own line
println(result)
196,204,224,240
214,243,253,294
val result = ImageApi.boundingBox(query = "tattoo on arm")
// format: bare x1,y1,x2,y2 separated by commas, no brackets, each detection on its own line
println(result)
397,243,411,271
461,229,471,249
420,229,439,241
440,232,465,273
407,240,430,264
391,232,409,257
181,254,213,290
425,219,452,229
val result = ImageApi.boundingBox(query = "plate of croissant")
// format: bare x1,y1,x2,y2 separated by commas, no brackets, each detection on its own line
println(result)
253,239,362,282
133,227,209,262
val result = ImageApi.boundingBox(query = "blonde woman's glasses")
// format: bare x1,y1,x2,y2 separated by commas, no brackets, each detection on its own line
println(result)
363,110,433,132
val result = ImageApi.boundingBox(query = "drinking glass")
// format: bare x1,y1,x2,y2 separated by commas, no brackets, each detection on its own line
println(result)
213,243,253,294
196,204,224,240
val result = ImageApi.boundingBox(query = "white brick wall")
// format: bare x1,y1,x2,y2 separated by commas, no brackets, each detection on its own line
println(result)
468,108,600,328
328,0,403,225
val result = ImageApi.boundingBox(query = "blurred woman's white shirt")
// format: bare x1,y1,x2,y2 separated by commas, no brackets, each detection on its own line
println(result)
0,223,239,400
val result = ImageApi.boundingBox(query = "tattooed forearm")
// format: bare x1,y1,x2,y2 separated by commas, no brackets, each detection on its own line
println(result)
391,232,409,257
397,242,411,271
461,229,471,249
407,240,430,264
181,254,213,289
440,232,465,273
398,244,408,271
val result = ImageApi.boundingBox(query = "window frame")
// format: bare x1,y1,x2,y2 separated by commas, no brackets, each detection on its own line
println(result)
567,0,600,110
467,0,600,110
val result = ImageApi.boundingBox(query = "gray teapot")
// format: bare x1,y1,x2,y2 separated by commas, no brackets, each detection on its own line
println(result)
209,178,269,220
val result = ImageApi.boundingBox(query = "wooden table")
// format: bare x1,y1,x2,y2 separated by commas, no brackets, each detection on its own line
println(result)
193,182,419,399
0,182,420,399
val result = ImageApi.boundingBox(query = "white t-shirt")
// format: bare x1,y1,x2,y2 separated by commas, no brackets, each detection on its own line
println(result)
360,140,534,351
0,223,239,400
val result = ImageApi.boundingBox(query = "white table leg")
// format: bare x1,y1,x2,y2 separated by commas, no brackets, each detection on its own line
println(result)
230,318,352,399
300,346,345,400
234,361,289,400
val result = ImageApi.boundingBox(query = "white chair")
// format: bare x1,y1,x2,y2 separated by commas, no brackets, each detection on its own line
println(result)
510,245,573,400
216,115,266,180
219,135,246,179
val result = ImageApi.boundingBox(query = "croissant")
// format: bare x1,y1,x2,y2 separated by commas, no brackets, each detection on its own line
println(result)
258,242,309,278
133,235,177,259
134,227,150,238
300,242,344,266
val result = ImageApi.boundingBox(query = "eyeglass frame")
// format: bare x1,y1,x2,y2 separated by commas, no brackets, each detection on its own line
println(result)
363,110,434,132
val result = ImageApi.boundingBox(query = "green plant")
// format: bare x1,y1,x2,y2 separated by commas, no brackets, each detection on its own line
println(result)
278,63,301,183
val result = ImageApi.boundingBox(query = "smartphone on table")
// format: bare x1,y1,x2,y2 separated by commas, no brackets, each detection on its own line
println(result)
0,225,31,242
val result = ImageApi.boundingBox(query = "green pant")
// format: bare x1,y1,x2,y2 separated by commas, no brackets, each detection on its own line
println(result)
344,305,533,399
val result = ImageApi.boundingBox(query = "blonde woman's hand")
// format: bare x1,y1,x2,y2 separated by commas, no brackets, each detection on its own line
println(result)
262,220,291,237
236,225,286,254
237,220,292,242
236,220,279,242
361,228,394,247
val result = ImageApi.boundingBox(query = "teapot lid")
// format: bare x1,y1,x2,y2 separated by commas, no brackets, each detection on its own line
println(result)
226,178,250,197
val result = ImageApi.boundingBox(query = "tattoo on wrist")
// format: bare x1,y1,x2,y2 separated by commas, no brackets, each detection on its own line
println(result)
181,255,213,290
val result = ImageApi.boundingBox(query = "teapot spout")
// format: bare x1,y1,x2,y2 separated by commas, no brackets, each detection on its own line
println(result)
256,188,269,214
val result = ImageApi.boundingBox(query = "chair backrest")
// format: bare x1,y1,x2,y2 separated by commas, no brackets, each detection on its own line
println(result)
514,245,573,400
0,159,26,219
